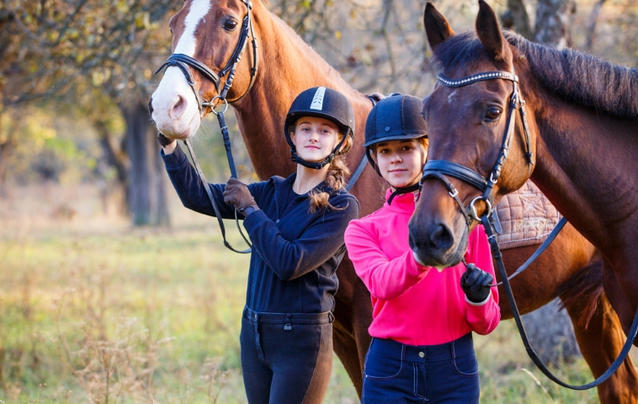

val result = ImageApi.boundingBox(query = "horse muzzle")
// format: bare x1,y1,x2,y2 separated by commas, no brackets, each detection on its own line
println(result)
408,214,468,269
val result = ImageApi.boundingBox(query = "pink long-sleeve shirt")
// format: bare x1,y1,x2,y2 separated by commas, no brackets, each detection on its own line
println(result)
344,189,500,346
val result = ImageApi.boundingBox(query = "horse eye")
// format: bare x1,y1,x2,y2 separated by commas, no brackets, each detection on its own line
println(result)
223,18,238,31
483,106,503,122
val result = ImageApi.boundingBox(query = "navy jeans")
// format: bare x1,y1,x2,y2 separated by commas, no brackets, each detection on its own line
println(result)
362,333,480,404
240,307,334,404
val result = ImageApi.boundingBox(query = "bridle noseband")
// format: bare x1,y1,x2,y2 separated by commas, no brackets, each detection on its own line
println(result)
420,70,534,226
155,0,258,112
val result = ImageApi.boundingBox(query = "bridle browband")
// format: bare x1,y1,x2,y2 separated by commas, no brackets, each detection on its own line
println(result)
420,70,638,391
155,0,259,111
420,70,534,225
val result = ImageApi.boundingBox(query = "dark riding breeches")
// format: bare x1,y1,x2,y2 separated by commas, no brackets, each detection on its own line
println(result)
362,333,480,404
240,307,334,404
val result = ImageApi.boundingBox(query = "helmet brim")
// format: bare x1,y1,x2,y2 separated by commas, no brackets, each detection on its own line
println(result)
363,132,426,148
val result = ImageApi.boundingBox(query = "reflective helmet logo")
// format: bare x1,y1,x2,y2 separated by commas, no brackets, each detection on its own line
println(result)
309,87,326,111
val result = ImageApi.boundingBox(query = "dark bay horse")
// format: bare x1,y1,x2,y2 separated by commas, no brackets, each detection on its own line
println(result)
149,1,637,401
411,0,638,401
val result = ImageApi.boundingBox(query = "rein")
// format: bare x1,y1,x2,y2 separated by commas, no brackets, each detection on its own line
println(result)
156,0,259,254
421,70,638,390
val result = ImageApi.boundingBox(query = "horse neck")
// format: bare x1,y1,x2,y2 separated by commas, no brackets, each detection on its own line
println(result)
530,90,638,254
231,6,370,180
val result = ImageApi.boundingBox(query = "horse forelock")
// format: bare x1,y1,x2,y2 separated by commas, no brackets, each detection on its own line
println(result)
433,32,484,75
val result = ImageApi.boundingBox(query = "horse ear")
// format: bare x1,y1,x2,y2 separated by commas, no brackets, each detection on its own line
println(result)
423,2,455,52
476,0,506,61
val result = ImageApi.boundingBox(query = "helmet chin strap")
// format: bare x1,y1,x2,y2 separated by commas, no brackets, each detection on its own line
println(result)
387,151,426,205
387,183,420,205
291,150,336,169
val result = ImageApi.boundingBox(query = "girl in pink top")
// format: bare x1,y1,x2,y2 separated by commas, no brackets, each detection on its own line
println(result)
344,94,500,403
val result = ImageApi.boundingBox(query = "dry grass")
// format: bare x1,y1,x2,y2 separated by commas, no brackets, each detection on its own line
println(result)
0,184,635,403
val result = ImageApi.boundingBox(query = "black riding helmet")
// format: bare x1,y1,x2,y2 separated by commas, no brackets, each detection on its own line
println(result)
365,94,427,203
364,94,427,175
284,87,355,169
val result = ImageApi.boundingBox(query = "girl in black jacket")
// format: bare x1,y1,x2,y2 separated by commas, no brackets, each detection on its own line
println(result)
160,87,359,404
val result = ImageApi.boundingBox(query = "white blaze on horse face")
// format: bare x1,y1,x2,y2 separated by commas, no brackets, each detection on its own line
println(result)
150,0,211,139
174,0,211,55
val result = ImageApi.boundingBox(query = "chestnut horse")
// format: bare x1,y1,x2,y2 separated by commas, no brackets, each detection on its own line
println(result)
149,1,636,401
411,0,638,400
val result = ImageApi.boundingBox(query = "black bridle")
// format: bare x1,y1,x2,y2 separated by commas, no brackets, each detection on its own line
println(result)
420,70,638,390
421,71,534,226
155,0,259,111
155,0,259,254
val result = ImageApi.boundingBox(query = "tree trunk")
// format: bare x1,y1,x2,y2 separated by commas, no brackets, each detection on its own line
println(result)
534,0,576,49
0,139,13,196
585,0,607,51
502,0,533,39
120,101,170,226
94,119,129,216
0,108,17,196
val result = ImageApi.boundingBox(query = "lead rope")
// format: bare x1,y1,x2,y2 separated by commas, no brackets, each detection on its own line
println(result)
188,1,257,254
481,213,638,390
183,139,251,254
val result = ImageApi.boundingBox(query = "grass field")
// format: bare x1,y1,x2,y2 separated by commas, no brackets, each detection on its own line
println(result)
0,184,634,403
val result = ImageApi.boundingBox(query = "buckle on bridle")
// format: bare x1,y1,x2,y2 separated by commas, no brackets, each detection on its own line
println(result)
469,196,491,222
206,96,229,115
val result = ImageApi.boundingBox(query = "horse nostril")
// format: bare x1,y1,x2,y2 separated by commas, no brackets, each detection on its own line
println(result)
168,94,187,120
428,223,453,252
408,222,453,256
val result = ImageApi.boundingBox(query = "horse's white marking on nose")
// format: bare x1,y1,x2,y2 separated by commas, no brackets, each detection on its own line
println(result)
447,90,458,105
150,0,209,138
175,0,211,56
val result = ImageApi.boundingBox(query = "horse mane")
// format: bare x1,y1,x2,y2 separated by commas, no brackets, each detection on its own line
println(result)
434,32,638,119
269,12,358,94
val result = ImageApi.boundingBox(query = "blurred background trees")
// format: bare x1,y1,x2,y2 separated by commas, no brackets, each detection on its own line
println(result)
1,0,636,393
2,0,636,225
1,0,179,224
